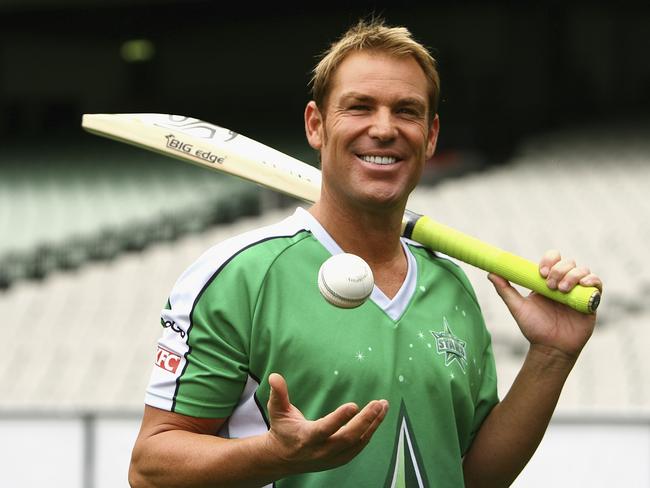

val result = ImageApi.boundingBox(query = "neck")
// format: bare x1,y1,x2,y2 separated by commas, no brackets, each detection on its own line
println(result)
308,191,406,278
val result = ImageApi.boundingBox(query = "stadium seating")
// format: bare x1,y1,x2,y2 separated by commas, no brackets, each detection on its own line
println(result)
0,138,261,288
1,123,649,415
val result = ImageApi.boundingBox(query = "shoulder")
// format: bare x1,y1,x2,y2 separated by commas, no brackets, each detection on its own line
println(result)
169,210,313,307
404,238,480,305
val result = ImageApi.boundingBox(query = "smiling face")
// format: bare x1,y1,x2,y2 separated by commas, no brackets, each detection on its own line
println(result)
305,50,439,214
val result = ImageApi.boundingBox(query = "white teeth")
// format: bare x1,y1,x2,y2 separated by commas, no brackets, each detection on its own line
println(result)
360,155,398,165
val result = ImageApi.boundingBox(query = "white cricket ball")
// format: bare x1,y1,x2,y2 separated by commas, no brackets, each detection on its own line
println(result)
318,253,374,308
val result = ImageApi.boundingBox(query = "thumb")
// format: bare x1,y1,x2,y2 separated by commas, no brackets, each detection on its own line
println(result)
488,273,525,316
268,373,291,415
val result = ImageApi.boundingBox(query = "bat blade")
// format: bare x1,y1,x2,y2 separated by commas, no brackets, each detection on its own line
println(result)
81,113,322,204
82,113,600,313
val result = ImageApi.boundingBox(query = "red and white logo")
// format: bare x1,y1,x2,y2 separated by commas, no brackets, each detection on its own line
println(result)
155,346,182,373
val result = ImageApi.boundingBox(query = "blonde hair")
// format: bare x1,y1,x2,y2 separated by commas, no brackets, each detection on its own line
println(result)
310,18,440,121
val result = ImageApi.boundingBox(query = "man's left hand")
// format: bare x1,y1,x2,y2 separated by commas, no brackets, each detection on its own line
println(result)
488,249,603,363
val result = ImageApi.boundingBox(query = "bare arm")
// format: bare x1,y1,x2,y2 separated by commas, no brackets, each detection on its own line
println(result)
463,251,602,487
463,344,575,487
129,373,389,488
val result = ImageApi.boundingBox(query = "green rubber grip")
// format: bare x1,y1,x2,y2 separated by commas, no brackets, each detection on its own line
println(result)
402,212,600,314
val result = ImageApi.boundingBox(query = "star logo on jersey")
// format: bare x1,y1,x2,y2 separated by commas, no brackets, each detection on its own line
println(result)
431,317,467,372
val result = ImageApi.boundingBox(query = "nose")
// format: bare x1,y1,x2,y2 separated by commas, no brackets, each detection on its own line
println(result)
368,108,397,142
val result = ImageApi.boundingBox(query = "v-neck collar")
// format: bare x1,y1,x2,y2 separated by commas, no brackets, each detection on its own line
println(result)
294,207,417,321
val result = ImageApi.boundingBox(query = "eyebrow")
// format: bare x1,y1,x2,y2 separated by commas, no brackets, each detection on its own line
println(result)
395,98,427,112
339,92,427,111
339,92,376,104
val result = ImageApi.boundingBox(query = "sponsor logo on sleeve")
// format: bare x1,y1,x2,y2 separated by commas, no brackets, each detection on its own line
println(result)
155,345,182,373
161,318,186,338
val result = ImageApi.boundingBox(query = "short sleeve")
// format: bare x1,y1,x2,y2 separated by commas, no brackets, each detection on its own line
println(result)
144,246,259,418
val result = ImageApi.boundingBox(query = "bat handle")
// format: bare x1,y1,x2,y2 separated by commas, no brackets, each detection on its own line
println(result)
402,211,601,314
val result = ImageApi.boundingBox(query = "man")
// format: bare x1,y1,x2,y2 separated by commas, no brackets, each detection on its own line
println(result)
129,19,601,487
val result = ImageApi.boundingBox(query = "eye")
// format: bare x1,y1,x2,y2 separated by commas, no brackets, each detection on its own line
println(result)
397,107,421,117
349,104,371,111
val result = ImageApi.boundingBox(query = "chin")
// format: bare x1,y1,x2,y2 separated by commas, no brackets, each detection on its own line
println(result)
359,191,406,211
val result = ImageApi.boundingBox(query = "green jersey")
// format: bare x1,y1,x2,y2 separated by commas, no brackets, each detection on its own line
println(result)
146,208,498,487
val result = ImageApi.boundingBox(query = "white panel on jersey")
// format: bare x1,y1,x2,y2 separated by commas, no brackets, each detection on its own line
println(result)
217,375,272,488
219,375,268,439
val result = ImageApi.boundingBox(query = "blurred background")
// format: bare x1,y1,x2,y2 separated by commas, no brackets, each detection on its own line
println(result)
1,1,649,486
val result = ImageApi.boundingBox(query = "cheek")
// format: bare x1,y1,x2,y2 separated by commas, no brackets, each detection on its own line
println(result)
322,118,351,152
413,123,430,142
410,126,434,157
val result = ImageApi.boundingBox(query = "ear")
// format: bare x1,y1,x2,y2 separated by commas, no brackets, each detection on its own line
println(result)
305,101,324,150
425,114,440,160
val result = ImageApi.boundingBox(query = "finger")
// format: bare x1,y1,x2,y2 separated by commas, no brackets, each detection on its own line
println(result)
539,249,561,278
546,258,577,290
319,401,388,466
488,273,525,316
268,373,291,414
359,400,389,442
311,402,360,441
334,400,387,442
557,266,591,292
579,273,603,292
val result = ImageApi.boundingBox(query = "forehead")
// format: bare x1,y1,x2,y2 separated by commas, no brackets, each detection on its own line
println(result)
328,50,429,106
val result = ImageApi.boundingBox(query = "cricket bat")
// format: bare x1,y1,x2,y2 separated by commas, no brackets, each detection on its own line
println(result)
82,113,600,313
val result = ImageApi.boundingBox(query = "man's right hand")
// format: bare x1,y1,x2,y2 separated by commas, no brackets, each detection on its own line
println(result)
129,375,388,488
263,373,389,475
